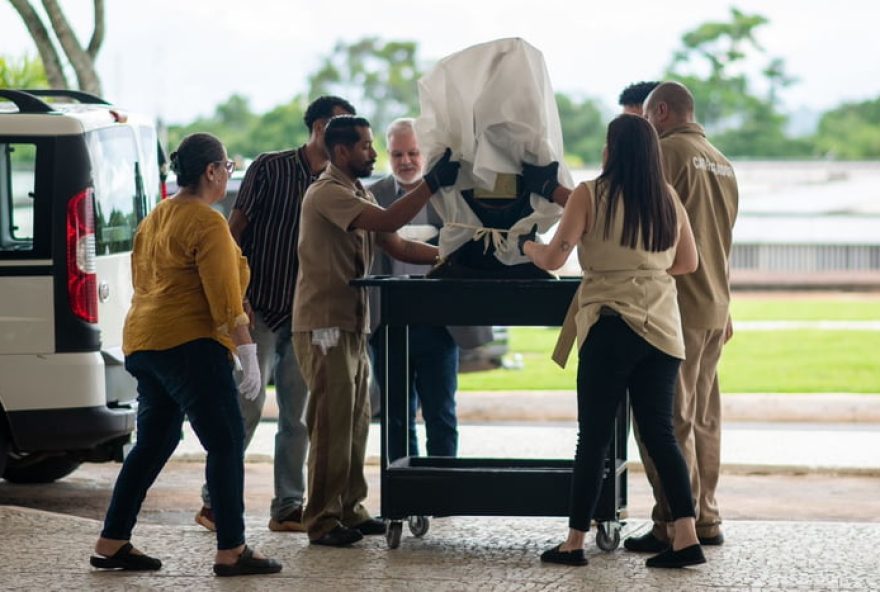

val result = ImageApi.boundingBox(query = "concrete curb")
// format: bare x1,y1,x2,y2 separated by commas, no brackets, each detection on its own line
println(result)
260,390,880,424
455,391,880,424
171,451,880,477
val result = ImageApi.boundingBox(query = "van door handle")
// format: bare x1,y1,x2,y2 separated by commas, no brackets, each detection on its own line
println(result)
98,281,110,302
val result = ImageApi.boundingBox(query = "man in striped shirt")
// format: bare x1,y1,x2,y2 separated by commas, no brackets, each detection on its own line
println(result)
194,96,356,534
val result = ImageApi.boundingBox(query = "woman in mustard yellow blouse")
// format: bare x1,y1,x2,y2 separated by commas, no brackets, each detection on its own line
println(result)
90,133,281,577
521,115,703,569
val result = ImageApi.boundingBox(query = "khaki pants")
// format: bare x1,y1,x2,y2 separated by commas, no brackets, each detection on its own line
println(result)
293,331,372,539
636,325,724,539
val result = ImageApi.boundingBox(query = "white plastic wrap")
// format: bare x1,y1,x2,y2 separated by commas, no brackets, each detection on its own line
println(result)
415,37,572,266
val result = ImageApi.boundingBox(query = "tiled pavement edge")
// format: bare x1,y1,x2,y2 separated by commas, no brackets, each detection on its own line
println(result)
2,506,879,591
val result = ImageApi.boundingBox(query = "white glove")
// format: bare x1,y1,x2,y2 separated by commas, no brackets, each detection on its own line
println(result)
311,328,340,355
235,343,261,401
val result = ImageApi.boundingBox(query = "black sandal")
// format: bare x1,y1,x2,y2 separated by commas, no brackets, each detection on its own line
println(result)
213,545,282,577
90,542,162,571
540,544,588,566
646,544,706,568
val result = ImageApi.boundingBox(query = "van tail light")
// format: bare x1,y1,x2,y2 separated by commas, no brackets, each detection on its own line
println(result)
66,188,98,323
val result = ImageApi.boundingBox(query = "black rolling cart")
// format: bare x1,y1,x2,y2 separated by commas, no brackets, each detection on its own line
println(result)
355,277,629,551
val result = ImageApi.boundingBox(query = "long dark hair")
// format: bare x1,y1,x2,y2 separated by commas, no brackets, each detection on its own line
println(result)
596,115,676,252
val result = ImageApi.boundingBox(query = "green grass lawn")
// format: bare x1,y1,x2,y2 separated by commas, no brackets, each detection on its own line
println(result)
458,298,880,393
717,330,880,393
730,298,880,321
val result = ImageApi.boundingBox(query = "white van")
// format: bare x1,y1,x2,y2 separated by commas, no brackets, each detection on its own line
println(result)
0,89,163,483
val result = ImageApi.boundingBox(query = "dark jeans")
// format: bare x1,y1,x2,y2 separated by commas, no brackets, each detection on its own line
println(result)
101,338,246,550
569,316,695,531
373,325,459,459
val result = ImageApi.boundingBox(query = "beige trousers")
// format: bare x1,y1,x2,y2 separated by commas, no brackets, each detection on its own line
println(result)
636,325,724,539
293,331,372,540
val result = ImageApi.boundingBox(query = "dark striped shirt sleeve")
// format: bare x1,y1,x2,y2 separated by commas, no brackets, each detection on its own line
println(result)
234,153,267,220
232,148,313,331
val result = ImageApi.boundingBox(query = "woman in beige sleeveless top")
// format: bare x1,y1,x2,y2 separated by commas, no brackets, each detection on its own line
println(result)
521,115,703,569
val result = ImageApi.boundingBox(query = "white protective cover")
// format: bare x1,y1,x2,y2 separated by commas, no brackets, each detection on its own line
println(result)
415,37,573,265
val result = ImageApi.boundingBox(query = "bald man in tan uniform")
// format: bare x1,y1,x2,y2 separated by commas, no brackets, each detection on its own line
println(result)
625,82,738,552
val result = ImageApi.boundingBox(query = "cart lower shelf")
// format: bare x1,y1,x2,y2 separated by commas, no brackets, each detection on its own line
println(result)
381,456,627,551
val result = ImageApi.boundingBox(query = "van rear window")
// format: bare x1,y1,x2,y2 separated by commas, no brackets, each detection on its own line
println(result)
86,127,149,255
137,125,162,203
0,142,36,252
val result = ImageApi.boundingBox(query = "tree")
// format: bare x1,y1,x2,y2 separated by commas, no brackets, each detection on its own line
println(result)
555,93,605,165
308,38,422,139
214,94,256,131
0,54,48,88
813,98,880,159
246,98,308,157
667,8,768,130
166,94,308,161
167,94,257,159
7,0,105,95
665,7,810,157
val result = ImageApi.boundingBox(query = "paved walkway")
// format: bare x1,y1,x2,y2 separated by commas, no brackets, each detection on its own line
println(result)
244,390,880,474
255,390,880,424
2,505,878,591
3,393,877,589
449,392,880,424
173,420,880,475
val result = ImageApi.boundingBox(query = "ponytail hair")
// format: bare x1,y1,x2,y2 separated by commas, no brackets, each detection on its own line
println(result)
169,132,225,188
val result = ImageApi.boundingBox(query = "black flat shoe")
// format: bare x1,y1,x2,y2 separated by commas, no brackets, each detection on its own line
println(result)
353,517,387,535
214,545,282,577
698,532,724,546
623,531,670,553
310,525,364,547
90,542,162,571
540,544,588,566
646,544,706,568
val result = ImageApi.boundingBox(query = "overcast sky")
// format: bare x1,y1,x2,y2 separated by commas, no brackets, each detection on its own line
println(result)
1,0,879,124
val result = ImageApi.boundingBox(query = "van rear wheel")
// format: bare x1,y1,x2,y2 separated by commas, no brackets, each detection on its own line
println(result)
2,453,81,483
0,420,10,478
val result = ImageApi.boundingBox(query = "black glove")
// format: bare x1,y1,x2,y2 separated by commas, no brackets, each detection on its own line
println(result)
517,224,538,256
424,148,460,193
521,161,560,202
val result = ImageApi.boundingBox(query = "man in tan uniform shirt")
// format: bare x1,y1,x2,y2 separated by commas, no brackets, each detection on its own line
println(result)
292,115,460,546
627,82,738,551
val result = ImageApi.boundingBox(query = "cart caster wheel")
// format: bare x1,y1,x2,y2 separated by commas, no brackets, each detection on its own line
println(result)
408,515,430,538
596,521,621,552
386,521,403,549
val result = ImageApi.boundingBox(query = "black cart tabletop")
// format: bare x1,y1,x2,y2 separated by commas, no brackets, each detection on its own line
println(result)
353,276,580,326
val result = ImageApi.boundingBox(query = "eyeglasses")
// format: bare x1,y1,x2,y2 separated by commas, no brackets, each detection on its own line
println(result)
215,159,235,174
